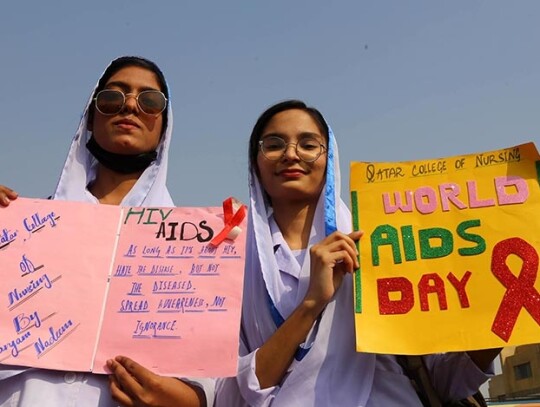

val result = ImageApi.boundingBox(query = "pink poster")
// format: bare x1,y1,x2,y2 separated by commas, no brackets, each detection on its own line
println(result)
0,198,247,377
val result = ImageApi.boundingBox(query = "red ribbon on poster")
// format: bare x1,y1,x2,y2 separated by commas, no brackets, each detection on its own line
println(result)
491,237,540,342
210,197,247,246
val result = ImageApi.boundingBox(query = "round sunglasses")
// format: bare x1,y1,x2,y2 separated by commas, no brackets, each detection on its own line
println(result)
93,89,167,115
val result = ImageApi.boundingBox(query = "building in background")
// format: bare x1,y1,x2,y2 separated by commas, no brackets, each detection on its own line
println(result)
489,344,540,401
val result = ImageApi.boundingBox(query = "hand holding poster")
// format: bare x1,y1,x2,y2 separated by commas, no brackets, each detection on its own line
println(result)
350,143,540,354
0,198,246,377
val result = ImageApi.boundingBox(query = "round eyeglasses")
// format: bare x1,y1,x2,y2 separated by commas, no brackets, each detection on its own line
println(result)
259,136,327,162
93,89,168,115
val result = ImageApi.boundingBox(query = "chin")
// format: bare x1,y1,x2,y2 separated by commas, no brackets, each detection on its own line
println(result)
272,188,320,203
112,139,146,155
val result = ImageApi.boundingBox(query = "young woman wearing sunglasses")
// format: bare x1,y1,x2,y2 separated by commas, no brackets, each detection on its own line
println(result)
215,100,499,406
0,56,212,407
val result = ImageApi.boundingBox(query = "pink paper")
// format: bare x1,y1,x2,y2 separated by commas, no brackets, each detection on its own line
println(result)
0,198,246,377
0,199,119,371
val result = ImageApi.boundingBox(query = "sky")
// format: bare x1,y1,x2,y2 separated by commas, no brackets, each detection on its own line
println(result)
1,0,538,393
1,1,539,207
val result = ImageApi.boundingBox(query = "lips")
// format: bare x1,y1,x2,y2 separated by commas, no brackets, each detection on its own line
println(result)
113,118,140,129
277,168,307,177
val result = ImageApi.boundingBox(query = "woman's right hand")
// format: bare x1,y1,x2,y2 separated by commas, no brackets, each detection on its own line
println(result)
0,185,18,207
304,230,362,313
107,356,205,407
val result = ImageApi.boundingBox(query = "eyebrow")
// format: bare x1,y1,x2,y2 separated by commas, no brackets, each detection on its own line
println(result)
104,80,160,92
261,132,324,141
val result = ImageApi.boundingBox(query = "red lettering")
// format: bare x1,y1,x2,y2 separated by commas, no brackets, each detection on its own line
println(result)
418,273,447,311
377,277,414,315
446,271,472,308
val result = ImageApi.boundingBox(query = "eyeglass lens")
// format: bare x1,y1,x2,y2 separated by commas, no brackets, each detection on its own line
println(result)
95,90,166,115
261,136,324,162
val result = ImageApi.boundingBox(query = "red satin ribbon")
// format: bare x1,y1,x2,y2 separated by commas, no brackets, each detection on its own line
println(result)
209,197,247,246
491,237,540,342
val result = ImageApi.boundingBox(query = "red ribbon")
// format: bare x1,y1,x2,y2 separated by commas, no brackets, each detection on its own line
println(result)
209,197,247,247
491,237,540,342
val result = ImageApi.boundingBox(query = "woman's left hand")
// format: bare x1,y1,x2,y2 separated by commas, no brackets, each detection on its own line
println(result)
107,356,205,407
304,230,362,313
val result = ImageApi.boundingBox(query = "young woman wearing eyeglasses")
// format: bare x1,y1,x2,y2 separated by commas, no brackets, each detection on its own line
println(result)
0,56,212,407
215,100,498,406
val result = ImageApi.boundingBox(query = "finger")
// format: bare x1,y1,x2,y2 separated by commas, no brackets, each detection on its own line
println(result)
0,186,18,196
313,243,357,274
349,230,363,240
109,374,135,407
339,232,362,269
107,357,143,397
323,230,349,243
333,249,356,274
326,231,361,256
114,355,155,387
323,239,360,269
312,232,361,270
0,186,17,207
316,248,355,276
348,231,362,269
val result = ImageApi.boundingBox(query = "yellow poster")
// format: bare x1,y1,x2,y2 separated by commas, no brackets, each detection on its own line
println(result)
350,142,540,354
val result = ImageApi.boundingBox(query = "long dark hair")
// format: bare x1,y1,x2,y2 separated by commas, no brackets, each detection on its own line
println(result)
87,56,169,134
248,100,329,172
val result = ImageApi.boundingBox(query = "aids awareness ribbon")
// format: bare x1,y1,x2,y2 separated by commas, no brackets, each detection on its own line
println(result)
210,197,247,246
491,237,540,342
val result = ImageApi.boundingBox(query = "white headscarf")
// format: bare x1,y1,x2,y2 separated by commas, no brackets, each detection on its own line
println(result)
52,56,174,207
241,122,377,405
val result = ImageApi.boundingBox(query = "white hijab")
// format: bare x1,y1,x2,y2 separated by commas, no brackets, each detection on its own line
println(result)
241,123,377,405
52,56,174,207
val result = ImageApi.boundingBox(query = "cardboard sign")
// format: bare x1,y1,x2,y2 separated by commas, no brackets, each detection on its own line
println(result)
350,143,540,354
0,198,247,377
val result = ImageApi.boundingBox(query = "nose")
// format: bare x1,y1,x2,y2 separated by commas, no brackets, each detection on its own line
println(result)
281,142,300,161
122,93,139,113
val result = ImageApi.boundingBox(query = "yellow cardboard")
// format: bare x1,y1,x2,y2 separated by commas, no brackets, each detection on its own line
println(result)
350,143,540,354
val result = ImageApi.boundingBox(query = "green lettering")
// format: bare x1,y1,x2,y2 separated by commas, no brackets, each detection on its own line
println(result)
371,224,402,266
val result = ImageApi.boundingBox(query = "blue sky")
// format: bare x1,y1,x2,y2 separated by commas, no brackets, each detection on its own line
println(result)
2,1,539,207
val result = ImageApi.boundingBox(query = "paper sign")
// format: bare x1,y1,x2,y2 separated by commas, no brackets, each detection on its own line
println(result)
0,198,247,377
350,142,540,354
